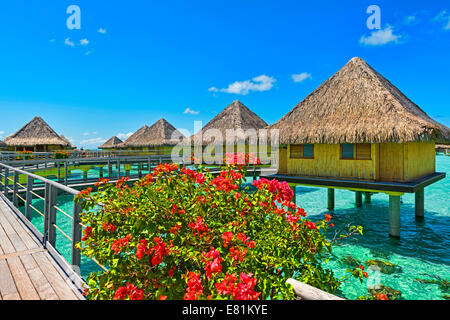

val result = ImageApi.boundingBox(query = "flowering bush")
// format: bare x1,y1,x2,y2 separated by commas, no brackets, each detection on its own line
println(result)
16,150,36,160
54,151,70,159
76,153,364,300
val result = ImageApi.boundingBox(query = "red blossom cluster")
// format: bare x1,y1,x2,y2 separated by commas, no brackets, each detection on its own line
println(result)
153,163,178,175
77,187,92,198
81,226,93,241
171,204,185,215
253,178,293,203
135,237,170,266
115,177,130,189
215,273,261,300
210,171,241,192
113,283,144,300
94,178,110,187
181,167,206,184
184,272,203,300
202,247,223,279
188,216,210,237
102,222,117,232
111,234,132,254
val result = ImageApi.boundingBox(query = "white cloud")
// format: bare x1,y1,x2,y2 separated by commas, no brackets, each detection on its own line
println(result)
359,25,401,46
97,28,107,34
64,38,75,47
433,10,450,30
83,132,90,136
79,38,89,46
81,137,106,146
49,38,56,43
0,130,4,139
183,107,200,115
117,132,133,140
291,72,312,83
209,75,276,95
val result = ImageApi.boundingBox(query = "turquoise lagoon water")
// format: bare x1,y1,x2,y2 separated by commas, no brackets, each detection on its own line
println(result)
18,156,450,299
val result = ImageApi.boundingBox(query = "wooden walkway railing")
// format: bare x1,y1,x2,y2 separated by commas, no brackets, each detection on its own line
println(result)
0,197,83,300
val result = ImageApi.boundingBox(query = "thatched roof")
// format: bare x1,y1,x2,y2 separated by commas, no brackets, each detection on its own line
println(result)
99,136,123,149
189,100,268,145
269,57,450,144
119,118,184,148
4,116,72,147
60,135,76,149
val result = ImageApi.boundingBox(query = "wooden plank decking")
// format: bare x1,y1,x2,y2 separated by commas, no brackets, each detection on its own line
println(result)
0,197,84,300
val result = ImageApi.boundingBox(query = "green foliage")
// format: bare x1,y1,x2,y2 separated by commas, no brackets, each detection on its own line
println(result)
76,154,365,300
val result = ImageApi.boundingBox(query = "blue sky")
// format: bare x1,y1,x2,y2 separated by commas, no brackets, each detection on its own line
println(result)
0,1,449,149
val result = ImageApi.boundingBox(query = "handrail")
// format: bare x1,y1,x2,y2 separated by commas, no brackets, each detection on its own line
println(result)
0,161,109,281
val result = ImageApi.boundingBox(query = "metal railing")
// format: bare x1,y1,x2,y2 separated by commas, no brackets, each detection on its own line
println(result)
0,162,108,277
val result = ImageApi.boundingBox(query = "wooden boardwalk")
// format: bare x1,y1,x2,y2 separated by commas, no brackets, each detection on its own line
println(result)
0,197,83,300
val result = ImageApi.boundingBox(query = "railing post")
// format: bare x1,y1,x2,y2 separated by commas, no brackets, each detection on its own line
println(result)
47,185,58,247
117,159,121,178
64,161,68,185
71,200,82,274
25,176,33,220
43,183,50,246
13,171,19,207
57,161,61,182
108,160,112,178
4,167,9,197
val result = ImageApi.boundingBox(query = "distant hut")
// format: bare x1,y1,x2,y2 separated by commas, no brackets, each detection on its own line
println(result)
119,118,185,155
266,57,450,237
188,100,268,155
3,116,72,152
99,136,123,150
0,140,6,150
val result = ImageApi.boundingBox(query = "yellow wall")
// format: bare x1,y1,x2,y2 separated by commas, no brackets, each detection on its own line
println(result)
284,142,435,182
286,144,377,180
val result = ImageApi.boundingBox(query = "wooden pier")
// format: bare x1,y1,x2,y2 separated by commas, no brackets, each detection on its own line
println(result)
0,197,83,300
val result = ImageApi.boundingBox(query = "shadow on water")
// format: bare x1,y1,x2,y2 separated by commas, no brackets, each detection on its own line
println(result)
311,200,450,267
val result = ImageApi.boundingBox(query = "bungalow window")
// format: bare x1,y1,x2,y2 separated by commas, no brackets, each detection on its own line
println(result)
356,143,371,160
341,143,354,159
290,144,314,159
341,143,371,160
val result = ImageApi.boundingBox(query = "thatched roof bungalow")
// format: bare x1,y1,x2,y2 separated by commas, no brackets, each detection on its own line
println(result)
98,136,123,150
60,135,76,150
264,57,449,237
270,57,450,182
3,116,72,152
119,118,185,154
188,100,268,148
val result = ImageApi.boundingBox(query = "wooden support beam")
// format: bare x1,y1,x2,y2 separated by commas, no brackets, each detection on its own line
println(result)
415,188,424,219
355,191,362,207
389,195,401,238
327,188,335,210
364,192,372,203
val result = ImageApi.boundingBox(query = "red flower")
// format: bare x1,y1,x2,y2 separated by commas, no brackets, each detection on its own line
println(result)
247,240,255,248
222,231,233,247
184,272,203,300
304,221,317,230
363,272,368,278
324,214,332,222
113,283,143,300
202,247,223,279
188,216,210,237
81,226,93,241
111,234,132,254
376,293,389,300
102,222,117,232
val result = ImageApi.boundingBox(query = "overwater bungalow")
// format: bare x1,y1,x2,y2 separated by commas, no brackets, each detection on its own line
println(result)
98,136,123,150
3,116,73,152
265,57,450,237
188,100,269,156
119,118,184,155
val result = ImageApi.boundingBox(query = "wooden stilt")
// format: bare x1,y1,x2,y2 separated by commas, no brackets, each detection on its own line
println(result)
327,188,335,210
364,192,372,203
355,191,362,207
389,195,401,238
415,188,424,219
